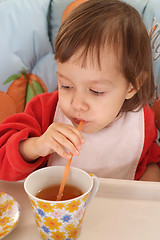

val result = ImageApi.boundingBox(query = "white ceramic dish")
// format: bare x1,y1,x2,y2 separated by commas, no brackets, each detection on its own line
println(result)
0,192,20,239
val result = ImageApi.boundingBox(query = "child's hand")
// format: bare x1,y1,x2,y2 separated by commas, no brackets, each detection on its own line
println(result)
35,123,84,160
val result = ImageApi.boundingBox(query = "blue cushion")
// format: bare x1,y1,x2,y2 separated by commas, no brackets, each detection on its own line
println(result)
0,0,57,93
49,0,148,51
123,0,148,16
49,0,160,88
142,0,160,89
49,0,73,51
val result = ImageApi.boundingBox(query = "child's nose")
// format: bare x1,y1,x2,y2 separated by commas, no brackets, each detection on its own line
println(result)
71,93,89,111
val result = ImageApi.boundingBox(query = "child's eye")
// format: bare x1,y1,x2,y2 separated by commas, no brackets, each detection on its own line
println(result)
61,85,73,90
90,89,104,95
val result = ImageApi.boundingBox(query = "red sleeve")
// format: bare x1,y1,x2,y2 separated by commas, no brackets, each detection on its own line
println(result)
134,105,160,180
0,91,58,181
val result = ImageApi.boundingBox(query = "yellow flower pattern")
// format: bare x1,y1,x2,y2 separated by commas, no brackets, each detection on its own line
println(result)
51,230,66,240
44,217,62,230
0,217,10,226
0,192,20,239
30,199,37,208
29,191,89,240
37,201,55,213
65,200,81,213
68,226,81,239
82,193,89,202
35,212,42,223
40,230,47,239
65,223,75,232
54,202,65,210
0,199,14,212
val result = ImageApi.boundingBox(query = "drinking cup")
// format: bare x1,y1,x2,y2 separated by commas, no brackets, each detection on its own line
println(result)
24,166,99,240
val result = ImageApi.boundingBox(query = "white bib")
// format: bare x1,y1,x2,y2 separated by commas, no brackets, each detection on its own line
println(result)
48,103,144,180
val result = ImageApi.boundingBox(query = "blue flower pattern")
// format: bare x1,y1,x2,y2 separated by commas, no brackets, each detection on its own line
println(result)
61,214,72,222
42,225,50,233
37,208,45,217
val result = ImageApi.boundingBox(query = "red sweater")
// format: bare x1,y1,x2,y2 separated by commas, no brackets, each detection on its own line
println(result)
0,91,159,181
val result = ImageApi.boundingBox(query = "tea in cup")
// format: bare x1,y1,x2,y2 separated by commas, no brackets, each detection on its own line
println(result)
24,166,99,240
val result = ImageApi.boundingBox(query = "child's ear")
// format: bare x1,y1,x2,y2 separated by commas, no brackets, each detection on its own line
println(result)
125,71,148,100
125,84,137,99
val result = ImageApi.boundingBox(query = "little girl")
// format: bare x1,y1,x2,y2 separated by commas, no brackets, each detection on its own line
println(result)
0,0,160,181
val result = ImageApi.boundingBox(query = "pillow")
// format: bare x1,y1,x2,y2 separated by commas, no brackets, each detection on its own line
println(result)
0,0,57,93
142,0,160,88
123,0,148,16
49,0,148,52
49,0,73,51
62,0,88,22
49,0,160,88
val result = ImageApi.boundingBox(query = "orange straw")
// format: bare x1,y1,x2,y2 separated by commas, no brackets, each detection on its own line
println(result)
56,120,84,201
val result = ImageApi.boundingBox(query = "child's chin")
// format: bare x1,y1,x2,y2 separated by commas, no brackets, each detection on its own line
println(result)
82,125,99,134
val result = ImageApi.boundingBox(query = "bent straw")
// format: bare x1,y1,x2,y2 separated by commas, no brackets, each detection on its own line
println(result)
56,120,84,201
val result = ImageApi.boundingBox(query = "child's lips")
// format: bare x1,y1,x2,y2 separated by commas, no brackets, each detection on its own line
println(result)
73,118,86,125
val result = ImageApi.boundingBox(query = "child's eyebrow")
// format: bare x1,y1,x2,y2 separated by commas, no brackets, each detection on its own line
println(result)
57,72,65,78
56,72,71,81
89,79,112,84
57,71,112,86
88,78,114,87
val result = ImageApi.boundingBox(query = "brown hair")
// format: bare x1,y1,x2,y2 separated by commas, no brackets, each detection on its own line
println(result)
55,0,154,112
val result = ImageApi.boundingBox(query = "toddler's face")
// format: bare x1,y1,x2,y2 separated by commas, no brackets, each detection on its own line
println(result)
57,48,134,133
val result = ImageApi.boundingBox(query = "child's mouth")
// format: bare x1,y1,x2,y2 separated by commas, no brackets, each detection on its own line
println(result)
73,118,86,125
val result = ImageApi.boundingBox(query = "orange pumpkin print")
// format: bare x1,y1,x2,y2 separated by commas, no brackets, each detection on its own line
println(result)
0,69,48,123
0,92,17,123
62,0,88,22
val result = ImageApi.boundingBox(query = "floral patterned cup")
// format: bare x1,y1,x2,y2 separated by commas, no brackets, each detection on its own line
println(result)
24,166,99,240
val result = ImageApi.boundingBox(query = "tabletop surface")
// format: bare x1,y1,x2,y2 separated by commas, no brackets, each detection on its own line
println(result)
1,178,160,240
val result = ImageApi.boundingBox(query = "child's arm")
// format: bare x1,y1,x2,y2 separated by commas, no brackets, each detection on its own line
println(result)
135,105,160,181
19,122,84,163
0,91,58,181
139,163,160,181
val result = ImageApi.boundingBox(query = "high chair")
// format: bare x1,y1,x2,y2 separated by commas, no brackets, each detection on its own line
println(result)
0,0,159,128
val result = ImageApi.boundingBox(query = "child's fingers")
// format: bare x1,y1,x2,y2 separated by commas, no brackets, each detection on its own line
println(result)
40,123,84,159
52,123,84,149
49,139,74,160
69,126,85,144
52,130,80,156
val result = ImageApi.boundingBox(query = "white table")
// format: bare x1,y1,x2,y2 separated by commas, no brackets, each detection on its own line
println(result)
1,178,160,240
